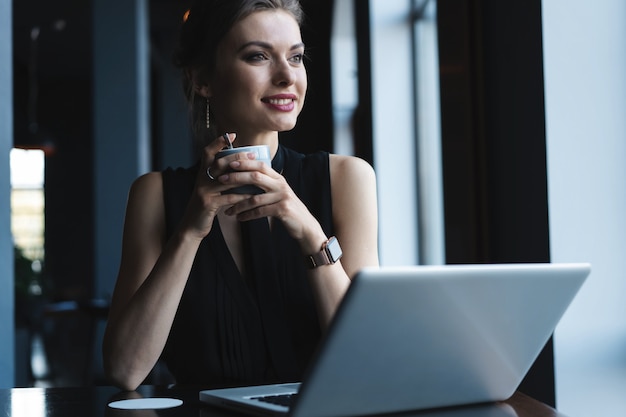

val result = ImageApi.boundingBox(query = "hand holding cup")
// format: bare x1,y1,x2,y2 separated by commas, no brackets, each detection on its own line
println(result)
213,144,271,194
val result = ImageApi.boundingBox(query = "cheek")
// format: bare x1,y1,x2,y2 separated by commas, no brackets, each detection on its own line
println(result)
300,74,308,92
298,73,308,105
211,72,254,109
294,66,307,90
213,71,240,96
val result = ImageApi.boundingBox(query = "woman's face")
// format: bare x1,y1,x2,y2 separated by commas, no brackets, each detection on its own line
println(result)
207,10,307,138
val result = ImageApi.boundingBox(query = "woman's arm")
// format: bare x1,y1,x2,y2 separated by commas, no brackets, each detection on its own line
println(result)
304,154,379,326
103,134,250,391
328,154,379,279
102,172,204,391
222,153,379,328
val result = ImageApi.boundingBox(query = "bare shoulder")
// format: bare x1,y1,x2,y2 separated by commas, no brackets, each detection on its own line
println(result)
123,171,165,246
328,154,376,186
328,153,378,217
328,155,379,275
109,171,166,323
118,171,166,279
128,171,163,201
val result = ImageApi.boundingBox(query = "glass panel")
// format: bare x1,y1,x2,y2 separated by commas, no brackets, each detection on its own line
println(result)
11,148,45,301
331,0,358,156
10,148,45,262
412,0,445,264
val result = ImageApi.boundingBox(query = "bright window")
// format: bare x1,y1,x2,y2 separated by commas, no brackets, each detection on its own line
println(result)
10,148,45,262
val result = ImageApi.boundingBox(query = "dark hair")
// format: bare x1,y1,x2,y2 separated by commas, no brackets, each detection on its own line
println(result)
174,0,304,149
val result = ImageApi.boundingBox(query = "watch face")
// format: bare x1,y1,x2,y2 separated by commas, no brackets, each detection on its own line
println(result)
326,237,343,262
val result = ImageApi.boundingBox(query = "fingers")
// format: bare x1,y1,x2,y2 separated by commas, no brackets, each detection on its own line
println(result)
224,193,276,220
223,176,291,219
202,133,236,165
202,133,236,181
210,154,275,188
216,159,276,188
183,191,252,238
200,138,280,208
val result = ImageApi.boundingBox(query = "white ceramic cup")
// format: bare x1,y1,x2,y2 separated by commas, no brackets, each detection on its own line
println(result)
214,145,271,194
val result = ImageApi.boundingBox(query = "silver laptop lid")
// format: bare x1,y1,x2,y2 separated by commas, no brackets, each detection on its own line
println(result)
290,263,590,417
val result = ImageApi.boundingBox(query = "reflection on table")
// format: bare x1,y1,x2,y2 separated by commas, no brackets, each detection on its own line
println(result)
1,385,568,417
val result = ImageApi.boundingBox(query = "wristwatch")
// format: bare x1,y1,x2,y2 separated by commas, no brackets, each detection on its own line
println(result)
306,236,343,268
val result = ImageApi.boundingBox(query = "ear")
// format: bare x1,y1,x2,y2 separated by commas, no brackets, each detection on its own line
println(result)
188,68,212,98
194,84,211,98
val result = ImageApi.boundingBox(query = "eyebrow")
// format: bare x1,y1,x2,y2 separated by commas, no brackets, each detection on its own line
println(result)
237,41,306,52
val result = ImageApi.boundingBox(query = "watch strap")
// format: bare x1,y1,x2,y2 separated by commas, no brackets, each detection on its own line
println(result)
306,236,342,269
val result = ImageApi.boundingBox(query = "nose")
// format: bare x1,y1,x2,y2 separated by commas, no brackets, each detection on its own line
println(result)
272,59,297,86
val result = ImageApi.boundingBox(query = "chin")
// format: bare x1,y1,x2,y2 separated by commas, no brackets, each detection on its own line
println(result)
269,120,298,133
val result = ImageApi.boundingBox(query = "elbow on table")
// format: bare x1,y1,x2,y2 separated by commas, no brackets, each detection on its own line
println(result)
102,350,147,392
102,331,150,391
104,363,145,392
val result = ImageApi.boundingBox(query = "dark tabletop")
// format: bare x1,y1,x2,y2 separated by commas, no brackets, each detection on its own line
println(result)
0,385,568,417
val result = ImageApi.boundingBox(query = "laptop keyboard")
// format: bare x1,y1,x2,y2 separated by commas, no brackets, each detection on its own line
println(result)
251,393,298,407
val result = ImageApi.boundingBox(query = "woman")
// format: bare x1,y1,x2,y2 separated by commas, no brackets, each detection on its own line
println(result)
102,0,378,391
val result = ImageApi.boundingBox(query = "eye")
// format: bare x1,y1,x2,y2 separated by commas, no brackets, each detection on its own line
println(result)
290,53,304,64
244,52,268,62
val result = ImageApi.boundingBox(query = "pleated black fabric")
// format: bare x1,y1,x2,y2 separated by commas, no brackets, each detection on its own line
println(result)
161,145,333,387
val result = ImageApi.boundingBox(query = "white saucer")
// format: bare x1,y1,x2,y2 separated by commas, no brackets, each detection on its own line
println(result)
108,398,183,410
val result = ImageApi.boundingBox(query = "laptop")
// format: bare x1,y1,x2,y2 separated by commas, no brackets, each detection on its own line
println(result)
200,263,590,417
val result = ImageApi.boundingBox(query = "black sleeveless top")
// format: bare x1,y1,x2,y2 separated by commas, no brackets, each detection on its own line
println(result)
161,145,333,387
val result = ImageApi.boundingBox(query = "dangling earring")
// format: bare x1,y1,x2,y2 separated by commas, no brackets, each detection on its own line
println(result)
206,98,210,129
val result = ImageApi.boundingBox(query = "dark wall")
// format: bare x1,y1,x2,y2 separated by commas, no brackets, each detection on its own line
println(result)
12,0,94,387
352,0,374,165
438,0,553,406
280,0,335,154
12,0,94,301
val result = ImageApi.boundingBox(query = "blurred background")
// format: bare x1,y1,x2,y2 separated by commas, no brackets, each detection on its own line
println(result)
1,0,624,416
